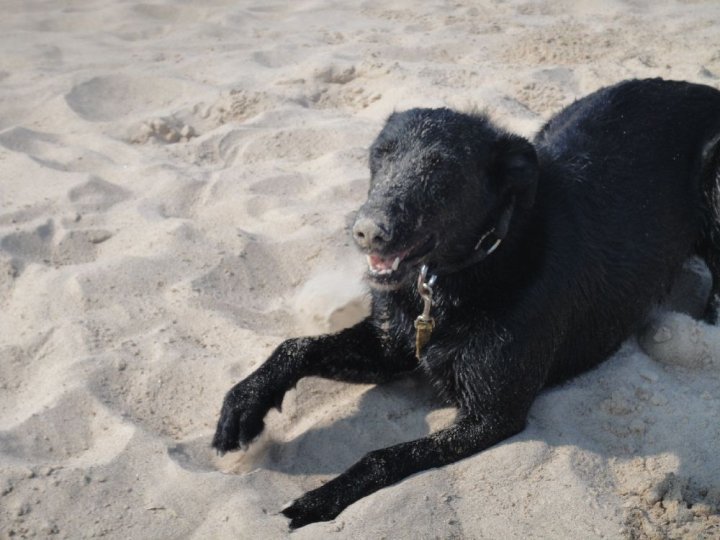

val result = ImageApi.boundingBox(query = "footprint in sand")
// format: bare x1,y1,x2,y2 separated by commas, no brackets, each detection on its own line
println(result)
0,126,56,154
1,219,113,270
0,388,135,468
68,176,131,213
0,127,113,173
65,74,194,122
0,220,54,264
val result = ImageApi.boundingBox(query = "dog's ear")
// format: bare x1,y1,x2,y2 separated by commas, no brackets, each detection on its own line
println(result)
492,134,539,209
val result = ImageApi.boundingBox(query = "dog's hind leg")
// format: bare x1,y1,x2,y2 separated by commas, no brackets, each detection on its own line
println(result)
697,133,720,323
212,318,416,453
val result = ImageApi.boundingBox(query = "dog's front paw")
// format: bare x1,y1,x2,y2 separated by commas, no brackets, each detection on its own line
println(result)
211,384,268,454
281,488,343,529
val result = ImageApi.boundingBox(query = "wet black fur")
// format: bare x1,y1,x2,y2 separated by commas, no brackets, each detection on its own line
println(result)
212,79,720,528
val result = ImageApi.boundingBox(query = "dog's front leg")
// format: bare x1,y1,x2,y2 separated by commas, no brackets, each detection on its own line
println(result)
281,413,526,528
212,318,416,454
281,328,547,528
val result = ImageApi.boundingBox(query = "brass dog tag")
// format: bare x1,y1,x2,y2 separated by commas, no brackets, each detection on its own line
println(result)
415,265,437,359
414,316,435,359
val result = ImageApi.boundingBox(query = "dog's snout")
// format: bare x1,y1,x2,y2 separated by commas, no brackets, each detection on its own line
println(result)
352,216,392,250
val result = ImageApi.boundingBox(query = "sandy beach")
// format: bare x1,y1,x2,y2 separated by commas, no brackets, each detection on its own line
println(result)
1,0,720,538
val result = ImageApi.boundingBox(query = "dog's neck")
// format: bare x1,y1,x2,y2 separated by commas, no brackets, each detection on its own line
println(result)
408,200,539,310
426,195,518,277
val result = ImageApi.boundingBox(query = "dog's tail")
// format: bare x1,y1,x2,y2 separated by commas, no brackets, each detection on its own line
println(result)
696,132,720,322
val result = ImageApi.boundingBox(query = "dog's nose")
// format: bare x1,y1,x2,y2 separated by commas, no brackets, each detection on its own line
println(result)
353,216,392,250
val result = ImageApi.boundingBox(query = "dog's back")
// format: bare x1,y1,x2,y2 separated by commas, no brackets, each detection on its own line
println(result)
533,79,720,382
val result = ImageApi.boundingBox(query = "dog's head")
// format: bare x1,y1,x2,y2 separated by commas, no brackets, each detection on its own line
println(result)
353,108,538,290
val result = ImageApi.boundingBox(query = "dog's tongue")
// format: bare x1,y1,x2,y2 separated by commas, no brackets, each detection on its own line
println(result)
367,253,403,273
369,254,394,270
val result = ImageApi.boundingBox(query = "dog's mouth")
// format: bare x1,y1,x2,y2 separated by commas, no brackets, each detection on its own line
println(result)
364,236,435,288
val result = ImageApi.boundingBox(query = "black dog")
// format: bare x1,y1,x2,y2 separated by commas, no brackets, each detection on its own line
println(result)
212,78,720,528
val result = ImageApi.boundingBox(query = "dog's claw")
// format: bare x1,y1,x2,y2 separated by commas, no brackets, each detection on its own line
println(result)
211,413,264,453
211,385,269,453
280,489,342,529
282,500,319,530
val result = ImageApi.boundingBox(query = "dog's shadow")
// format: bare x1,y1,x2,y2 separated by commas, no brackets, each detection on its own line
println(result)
236,374,449,476
158,261,720,537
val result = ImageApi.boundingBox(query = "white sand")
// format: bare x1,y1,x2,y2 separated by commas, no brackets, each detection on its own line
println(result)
1,1,720,538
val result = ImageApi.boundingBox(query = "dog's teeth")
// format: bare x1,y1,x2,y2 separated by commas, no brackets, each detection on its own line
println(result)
366,254,400,276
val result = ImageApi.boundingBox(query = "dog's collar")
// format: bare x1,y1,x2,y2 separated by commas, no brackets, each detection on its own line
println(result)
413,199,514,358
430,196,516,276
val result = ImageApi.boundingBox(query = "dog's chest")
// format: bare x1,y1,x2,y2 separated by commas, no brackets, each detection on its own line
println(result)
374,289,463,356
